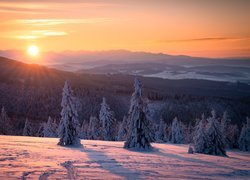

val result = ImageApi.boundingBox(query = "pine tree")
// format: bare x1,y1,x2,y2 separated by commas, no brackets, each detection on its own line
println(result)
185,122,193,144
238,117,250,151
124,77,152,149
171,117,184,144
79,120,88,139
37,123,45,137
227,124,239,148
43,116,57,137
155,118,167,143
99,97,116,141
193,114,208,153
205,110,227,156
57,81,81,146
188,144,194,154
166,124,172,142
87,116,102,140
221,111,231,147
0,107,12,135
23,118,32,136
117,116,128,141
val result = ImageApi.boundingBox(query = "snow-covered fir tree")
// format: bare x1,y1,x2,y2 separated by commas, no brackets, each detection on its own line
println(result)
117,116,128,141
37,123,45,137
221,111,231,147
171,117,184,144
238,117,250,151
57,81,81,146
205,110,227,156
155,118,167,143
43,116,57,137
99,97,116,141
227,124,239,148
193,114,208,153
124,77,152,149
166,124,172,142
188,144,194,154
79,120,89,139
23,118,32,136
87,116,102,140
0,107,12,135
185,122,193,144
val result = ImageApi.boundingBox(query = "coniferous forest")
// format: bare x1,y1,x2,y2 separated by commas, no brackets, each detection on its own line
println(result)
1,57,249,154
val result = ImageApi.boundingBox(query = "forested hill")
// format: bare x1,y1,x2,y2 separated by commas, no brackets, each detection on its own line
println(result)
0,56,250,132
1,56,250,98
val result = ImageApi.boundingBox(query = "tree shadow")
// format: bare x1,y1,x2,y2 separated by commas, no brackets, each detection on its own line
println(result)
84,148,142,179
152,147,237,171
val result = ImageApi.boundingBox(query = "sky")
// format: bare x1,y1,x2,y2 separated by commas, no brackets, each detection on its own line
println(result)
0,0,249,58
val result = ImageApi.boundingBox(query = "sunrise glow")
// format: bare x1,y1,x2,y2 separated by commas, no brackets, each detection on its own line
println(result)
0,1,249,58
27,45,39,57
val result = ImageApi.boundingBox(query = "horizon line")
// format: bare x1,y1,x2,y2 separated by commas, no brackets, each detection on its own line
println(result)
0,48,250,60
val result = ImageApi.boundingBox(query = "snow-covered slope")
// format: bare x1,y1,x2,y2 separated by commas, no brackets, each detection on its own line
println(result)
0,135,249,179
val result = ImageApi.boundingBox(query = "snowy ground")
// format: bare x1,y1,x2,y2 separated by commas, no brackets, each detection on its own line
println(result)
0,136,249,179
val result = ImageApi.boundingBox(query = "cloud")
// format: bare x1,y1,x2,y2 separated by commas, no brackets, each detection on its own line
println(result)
0,7,48,14
0,2,61,14
15,18,112,26
1,30,68,39
157,37,250,43
0,1,118,14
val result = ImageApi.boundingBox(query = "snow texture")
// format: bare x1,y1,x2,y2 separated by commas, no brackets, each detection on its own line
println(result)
0,135,249,179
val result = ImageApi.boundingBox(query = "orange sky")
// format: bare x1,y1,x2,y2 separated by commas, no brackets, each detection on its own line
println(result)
0,0,249,58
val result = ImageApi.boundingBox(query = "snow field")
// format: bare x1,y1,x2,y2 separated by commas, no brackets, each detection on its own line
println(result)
0,136,249,179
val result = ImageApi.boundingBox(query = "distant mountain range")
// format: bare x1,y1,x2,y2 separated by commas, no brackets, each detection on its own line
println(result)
1,50,250,83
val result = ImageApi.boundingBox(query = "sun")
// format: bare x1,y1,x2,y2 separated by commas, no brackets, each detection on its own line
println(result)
27,45,39,57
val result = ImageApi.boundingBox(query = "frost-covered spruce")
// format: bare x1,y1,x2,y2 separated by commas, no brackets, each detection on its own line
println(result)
57,81,81,146
171,117,184,144
238,117,250,151
23,118,32,136
0,107,12,135
117,116,128,141
221,111,231,147
124,77,152,149
226,124,239,148
99,97,116,141
79,121,89,139
188,144,194,154
37,123,45,137
155,118,167,143
43,116,57,137
205,110,227,156
185,122,194,144
87,116,102,140
193,114,208,153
